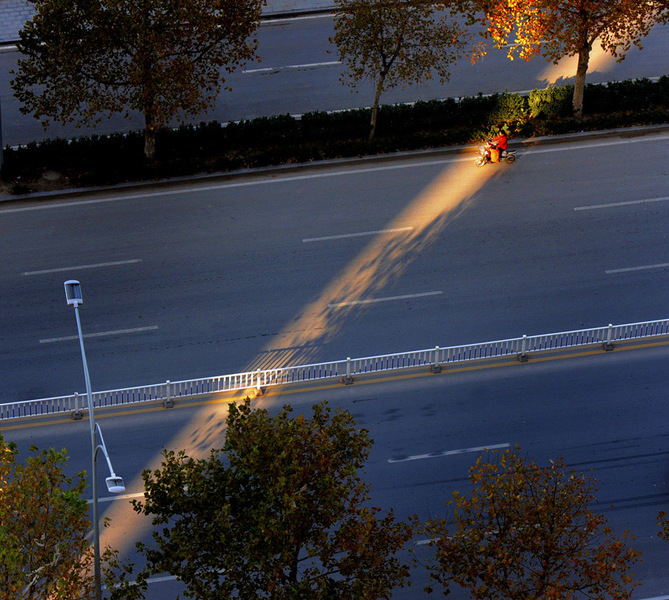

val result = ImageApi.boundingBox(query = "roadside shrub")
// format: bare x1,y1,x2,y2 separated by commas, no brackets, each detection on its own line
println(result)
654,75,669,105
529,85,573,119
301,108,370,142
487,92,529,130
457,94,498,127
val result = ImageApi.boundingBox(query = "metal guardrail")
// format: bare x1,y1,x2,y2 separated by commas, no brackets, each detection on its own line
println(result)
2,318,668,422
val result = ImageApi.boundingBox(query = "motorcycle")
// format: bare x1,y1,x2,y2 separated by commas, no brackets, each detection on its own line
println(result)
475,140,516,166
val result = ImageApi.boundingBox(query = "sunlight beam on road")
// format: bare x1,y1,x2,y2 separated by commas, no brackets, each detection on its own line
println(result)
245,157,497,371
98,153,498,560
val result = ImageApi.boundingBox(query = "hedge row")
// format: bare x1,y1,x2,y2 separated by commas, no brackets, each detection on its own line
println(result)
2,77,668,191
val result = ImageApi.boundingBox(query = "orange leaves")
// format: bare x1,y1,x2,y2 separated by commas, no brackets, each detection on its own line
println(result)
459,0,664,117
0,434,132,600
658,511,669,541
423,446,641,600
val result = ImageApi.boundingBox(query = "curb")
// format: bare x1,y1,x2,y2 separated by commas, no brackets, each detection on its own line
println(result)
2,123,668,205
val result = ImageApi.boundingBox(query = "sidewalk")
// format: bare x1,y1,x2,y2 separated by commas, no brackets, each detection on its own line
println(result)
0,0,335,44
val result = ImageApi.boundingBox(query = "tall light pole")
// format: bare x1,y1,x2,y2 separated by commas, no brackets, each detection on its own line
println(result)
64,280,125,600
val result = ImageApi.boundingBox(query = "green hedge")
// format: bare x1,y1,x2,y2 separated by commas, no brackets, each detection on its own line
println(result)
2,76,668,192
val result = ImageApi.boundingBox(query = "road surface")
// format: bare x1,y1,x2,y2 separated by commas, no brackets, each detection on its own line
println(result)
1,127,668,598
1,129,668,402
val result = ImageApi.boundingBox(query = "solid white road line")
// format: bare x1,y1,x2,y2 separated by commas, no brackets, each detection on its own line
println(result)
328,291,442,308
40,326,158,344
23,258,142,276
606,263,669,275
574,196,669,211
3,131,667,216
529,132,669,155
0,158,468,214
244,60,340,73
388,442,510,464
303,227,413,243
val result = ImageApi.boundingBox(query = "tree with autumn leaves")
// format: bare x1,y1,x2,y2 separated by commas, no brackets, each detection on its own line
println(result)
0,434,136,600
331,0,467,139
0,407,648,599
457,0,668,119
423,447,641,600
11,0,263,161
132,399,414,599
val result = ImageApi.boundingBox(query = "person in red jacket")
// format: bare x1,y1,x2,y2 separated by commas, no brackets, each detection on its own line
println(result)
490,130,508,162
490,132,508,161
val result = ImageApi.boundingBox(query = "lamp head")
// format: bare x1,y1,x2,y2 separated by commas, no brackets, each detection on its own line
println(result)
105,476,126,494
64,280,83,307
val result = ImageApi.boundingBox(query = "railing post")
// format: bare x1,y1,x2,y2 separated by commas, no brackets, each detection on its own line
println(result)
341,357,354,385
71,391,83,420
603,324,614,351
517,335,529,362
163,380,174,408
431,346,442,373
255,369,265,396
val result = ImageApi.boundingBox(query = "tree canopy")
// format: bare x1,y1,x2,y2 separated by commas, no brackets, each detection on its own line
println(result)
423,447,641,600
11,0,264,160
331,0,467,139
0,434,134,600
133,399,414,599
458,0,667,118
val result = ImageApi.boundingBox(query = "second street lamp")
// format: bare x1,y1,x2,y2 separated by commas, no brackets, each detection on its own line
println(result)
64,280,125,600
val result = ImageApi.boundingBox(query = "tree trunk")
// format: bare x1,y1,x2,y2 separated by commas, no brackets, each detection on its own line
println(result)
572,44,591,121
144,127,156,163
143,109,157,162
369,75,386,140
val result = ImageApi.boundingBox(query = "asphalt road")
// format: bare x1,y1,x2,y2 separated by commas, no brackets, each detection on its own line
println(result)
1,127,668,598
4,340,669,599
1,128,668,404
0,16,667,146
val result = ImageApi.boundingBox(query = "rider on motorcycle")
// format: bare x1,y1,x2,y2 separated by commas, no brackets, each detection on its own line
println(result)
490,129,508,162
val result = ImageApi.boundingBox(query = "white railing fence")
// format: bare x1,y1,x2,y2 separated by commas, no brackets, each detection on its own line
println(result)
2,318,668,421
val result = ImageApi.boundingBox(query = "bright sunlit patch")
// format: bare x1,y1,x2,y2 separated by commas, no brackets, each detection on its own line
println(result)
244,158,496,372
99,153,498,559
538,40,617,84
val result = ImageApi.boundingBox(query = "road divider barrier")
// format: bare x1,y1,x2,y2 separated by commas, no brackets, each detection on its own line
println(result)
2,318,668,421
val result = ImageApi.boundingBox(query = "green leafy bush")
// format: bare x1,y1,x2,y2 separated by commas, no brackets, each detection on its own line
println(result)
529,85,573,119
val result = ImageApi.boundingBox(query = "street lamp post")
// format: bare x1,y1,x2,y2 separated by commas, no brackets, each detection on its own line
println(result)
64,280,125,600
